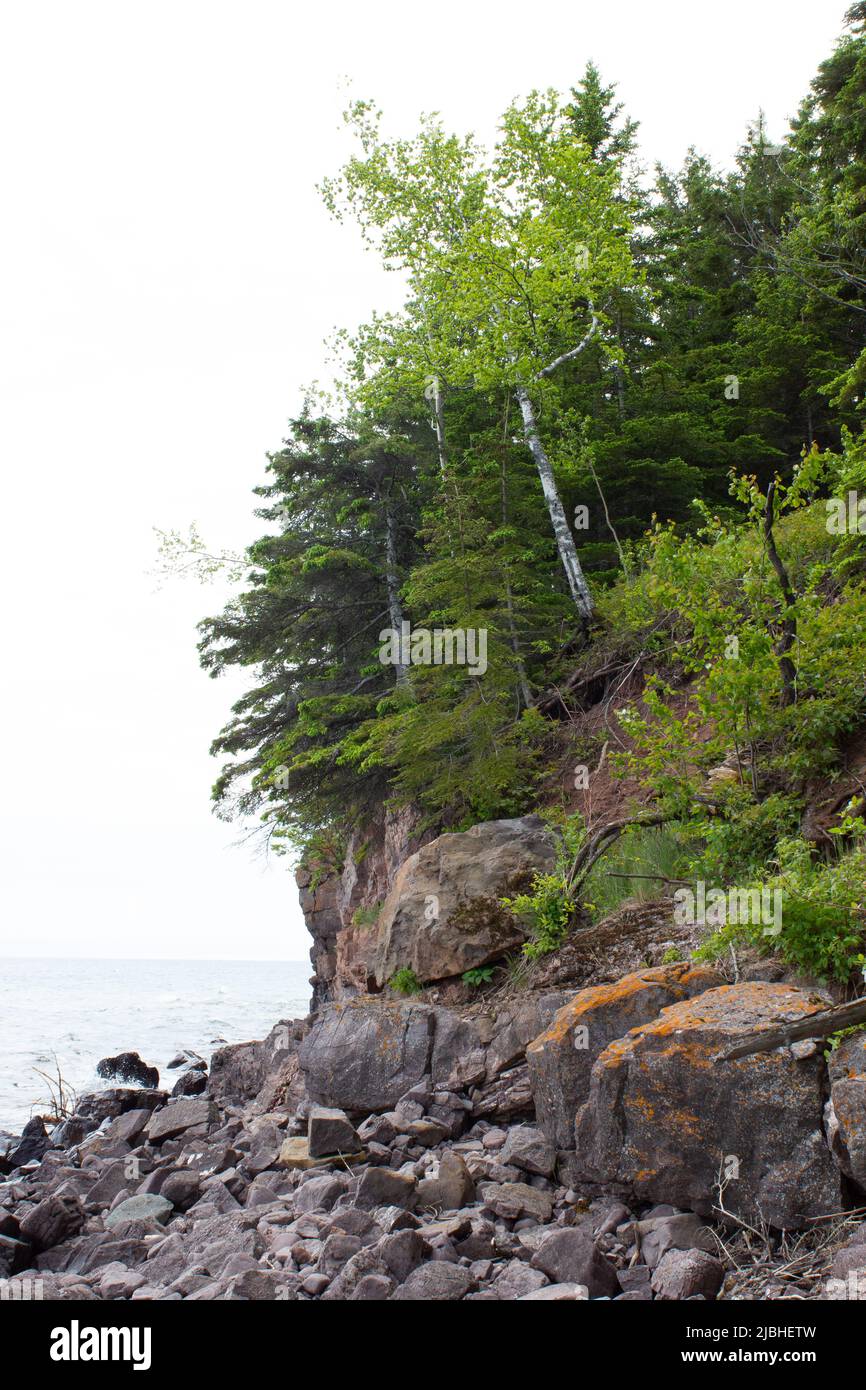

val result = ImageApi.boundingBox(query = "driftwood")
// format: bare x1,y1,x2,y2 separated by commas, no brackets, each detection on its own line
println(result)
717,997,866,1061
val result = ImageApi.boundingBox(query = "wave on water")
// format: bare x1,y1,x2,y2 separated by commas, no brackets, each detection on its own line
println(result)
0,957,311,1133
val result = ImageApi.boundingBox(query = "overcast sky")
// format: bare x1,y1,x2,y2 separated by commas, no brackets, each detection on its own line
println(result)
0,0,848,960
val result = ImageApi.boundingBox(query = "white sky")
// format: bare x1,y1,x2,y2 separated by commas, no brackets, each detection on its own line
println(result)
0,0,848,959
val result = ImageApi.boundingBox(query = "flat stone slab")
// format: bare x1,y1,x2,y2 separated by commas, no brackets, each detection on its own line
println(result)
277,1136,366,1171
105,1194,173,1229
144,1097,217,1143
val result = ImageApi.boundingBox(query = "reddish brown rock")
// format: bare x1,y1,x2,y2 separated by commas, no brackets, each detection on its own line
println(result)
526,963,722,1150
373,817,557,988
827,1030,866,1191
574,982,840,1229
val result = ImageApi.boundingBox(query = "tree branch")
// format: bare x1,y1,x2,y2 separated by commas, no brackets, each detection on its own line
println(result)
716,997,866,1062
538,308,599,379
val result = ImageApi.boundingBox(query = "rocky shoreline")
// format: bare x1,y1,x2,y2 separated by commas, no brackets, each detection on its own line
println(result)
1,966,865,1301
3,815,866,1302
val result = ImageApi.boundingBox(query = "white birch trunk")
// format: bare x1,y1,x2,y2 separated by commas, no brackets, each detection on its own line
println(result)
384,501,408,684
515,384,593,621
432,380,447,475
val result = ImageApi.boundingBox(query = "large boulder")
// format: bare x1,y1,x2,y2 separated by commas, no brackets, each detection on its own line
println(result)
298,999,435,1113
526,963,721,1149
827,1029,866,1191
574,982,840,1229
373,816,557,988
208,1019,306,1106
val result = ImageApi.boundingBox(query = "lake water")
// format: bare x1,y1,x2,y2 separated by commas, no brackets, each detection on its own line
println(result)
0,957,311,1133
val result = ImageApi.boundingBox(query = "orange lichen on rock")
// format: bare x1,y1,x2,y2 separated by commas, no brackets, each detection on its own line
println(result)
573,980,840,1230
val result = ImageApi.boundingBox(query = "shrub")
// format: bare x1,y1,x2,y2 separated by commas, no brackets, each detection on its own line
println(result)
389,967,423,996
693,839,866,983
462,966,495,988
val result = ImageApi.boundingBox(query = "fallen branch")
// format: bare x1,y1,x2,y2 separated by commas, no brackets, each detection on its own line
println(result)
717,996,866,1061
604,872,692,886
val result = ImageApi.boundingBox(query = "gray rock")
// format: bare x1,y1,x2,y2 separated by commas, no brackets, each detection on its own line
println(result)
145,1097,217,1144
374,817,557,987
530,1227,620,1298
500,1125,556,1177
316,1233,363,1278
96,1051,159,1088
356,1168,417,1211
389,1261,472,1301
479,1181,552,1224
375,1229,430,1282
294,1174,348,1214
159,1170,202,1212
299,1000,435,1113
0,1234,33,1275
19,1193,85,1251
105,1194,173,1229
651,1248,724,1300
617,1264,652,1293
351,1273,394,1300
86,1162,135,1210
357,1113,398,1147
417,1150,475,1211
308,1107,361,1158
228,1269,290,1300
406,1118,451,1148
828,1031,866,1189
301,1272,330,1296
491,1260,548,1299
103,1109,153,1145
320,1247,389,1300
208,1019,304,1106
171,1069,208,1098
6,1116,51,1168
637,1212,716,1269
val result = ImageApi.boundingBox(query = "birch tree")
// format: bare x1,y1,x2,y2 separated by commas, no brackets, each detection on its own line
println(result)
322,92,638,622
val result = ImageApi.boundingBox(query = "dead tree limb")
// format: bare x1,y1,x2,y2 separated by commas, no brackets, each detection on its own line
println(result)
717,997,866,1062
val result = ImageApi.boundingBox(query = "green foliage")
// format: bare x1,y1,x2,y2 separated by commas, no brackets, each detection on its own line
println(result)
351,903,381,928
610,494,866,813
462,966,495,988
694,838,866,983
388,968,423,996
825,1021,866,1060
503,871,576,960
581,826,689,921
195,16,866,956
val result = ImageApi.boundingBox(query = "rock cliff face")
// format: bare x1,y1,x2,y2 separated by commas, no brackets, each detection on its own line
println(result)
296,812,556,1004
296,805,427,1007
